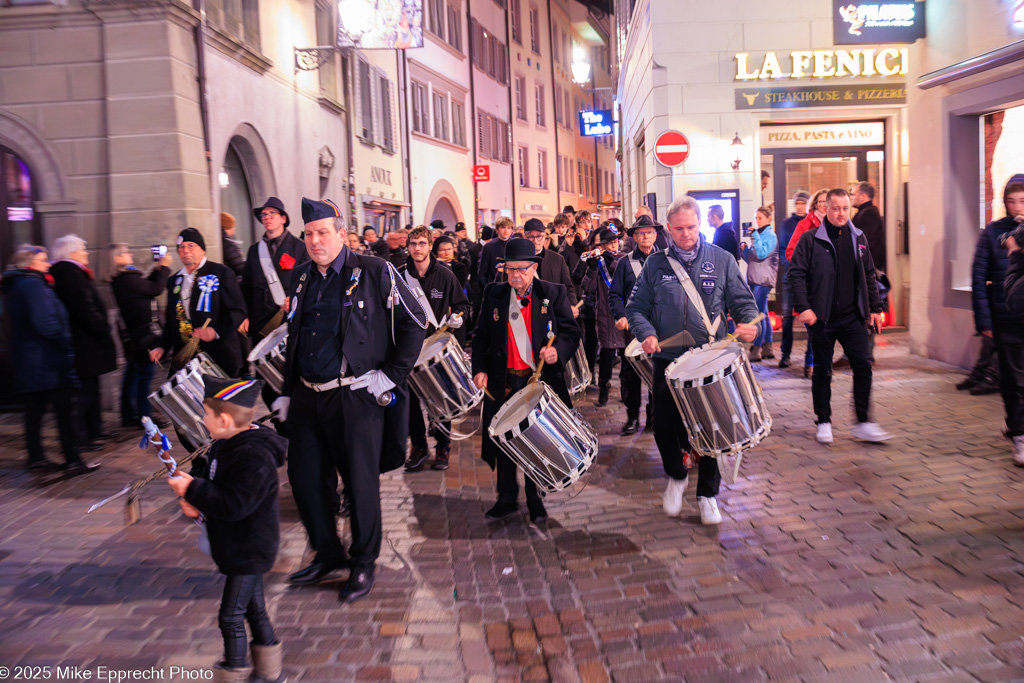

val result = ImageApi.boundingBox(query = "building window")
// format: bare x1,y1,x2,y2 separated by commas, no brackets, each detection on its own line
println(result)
446,2,462,52
518,146,529,187
433,91,450,141
529,5,540,54
315,0,339,102
357,58,374,141
565,91,572,130
207,0,261,50
412,81,429,134
427,0,445,39
515,76,527,121
577,159,583,197
553,25,560,64
537,150,547,189
535,84,545,126
451,100,466,147
554,85,562,125
510,0,522,44
380,74,395,151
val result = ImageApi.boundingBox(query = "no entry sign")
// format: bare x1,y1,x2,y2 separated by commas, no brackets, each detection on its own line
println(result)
654,130,690,168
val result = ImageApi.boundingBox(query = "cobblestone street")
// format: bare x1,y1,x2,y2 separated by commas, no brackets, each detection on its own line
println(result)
1,333,1024,682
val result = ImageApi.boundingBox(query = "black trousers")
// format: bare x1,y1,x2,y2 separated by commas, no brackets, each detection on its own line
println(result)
652,357,720,497
288,383,383,571
408,390,450,450
23,389,81,466
994,322,1024,437
598,347,616,384
78,375,103,443
807,313,873,424
970,332,1001,384
582,314,598,372
494,372,543,506
218,574,275,668
619,350,646,420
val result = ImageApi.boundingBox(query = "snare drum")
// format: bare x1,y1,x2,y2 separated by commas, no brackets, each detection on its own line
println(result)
149,364,217,451
564,342,592,399
408,332,482,425
247,324,288,394
187,352,229,380
664,342,771,458
488,381,598,492
625,338,654,389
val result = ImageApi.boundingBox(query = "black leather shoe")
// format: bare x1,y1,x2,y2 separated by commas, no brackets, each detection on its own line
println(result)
597,383,610,406
288,557,349,585
527,501,548,525
955,377,978,391
339,570,375,603
64,460,101,474
620,418,640,436
970,382,1000,396
485,501,519,521
404,444,430,471
778,355,791,368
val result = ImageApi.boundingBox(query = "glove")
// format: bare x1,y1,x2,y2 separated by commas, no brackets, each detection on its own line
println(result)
349,369,397,397
271,396,290,422
446,313,464,329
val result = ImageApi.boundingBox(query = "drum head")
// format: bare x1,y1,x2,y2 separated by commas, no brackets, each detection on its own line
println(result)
667,345,739,382
626,338,644,358
416,333,451,366
247,324,289,362
492,382,546,433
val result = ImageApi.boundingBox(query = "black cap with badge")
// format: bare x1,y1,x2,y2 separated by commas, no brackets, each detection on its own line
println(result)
177,227,206,251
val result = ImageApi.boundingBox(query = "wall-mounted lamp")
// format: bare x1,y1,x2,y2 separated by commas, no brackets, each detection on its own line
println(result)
218,169,230,189
571,45,591,85
730,132,742,170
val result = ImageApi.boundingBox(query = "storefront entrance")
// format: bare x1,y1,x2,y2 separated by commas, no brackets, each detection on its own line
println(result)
765,148,884,228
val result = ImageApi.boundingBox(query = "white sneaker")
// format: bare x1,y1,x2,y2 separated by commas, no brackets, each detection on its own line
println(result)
816,422,833,444
1012,436,1024,467
662,477,687,517
851,421,892,443
698,496,722,525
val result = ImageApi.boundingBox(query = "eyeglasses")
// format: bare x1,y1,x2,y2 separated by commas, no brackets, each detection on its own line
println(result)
505,265,534,275
259,211,281,218
525,234,546,241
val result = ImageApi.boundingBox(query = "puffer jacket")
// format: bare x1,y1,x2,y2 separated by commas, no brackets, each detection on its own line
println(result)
625,238,758,361
1,268,78,393
744,225,779,288
971,215,1018,332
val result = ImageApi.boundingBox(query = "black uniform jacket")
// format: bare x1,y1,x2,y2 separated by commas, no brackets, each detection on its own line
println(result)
537,248,577,308
281,250,428,472
398,255,470,335
471,278,581,469
158,260,247,377
241,231,309,338
186,424,287,576
49,260,117,379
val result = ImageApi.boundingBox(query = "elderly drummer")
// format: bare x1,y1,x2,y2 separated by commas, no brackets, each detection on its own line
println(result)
399,225,470,472
626,196,758,526
272,197,426,602
472,238,581,525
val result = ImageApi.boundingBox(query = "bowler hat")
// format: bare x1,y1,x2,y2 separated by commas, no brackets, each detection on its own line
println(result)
562,205,576,214
626,214,664,237
430,219,445,231
254,197,290,228
594,227,621,247
497,237,543,263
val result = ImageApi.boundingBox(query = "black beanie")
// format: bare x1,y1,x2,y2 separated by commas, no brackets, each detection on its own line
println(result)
177,227,206,251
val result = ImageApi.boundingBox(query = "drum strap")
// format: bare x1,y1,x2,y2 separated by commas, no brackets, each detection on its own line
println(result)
257,240,286,306
403,269,440,329
507,293,536,370
629,257,642,277
666,255,721,337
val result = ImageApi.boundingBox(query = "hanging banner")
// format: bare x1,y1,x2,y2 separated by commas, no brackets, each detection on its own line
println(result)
337,0,423,49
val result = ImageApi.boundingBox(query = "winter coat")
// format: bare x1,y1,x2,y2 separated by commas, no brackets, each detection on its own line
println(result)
478,238,508,287
241,231,309,339
854,200,886,272
575,251,627,349
111,266,171,364
222,234,245,280
786,212,822,263
1,268,77,393
743,225,779,288
471,278,580,469
609,246,659,321
777,213,803,270
537,248,577,307
787,221,882,325
1004,250,1024,319
971,215,1018,333
185,424,287,575
398,255,470,335
49,260,117,379
712,223,739,260
626,239,758,362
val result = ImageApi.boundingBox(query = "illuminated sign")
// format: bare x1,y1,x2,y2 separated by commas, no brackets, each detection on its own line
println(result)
833,1,926,44
337,0,423,49
735,49,908,80
1015,0,1024,23
736,83,906,109
579,110,613,137
759,121,885,148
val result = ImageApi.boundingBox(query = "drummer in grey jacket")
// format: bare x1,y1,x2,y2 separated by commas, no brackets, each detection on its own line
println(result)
626,196,758,526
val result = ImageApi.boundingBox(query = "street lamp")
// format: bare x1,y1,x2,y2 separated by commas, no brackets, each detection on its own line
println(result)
338,0,378,42
571,46,591,85
729,132,743,171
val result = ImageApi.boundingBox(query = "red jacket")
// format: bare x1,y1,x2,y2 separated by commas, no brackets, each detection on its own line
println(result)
785,212,822,263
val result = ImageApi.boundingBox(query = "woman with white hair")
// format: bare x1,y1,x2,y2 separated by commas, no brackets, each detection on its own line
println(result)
1,245,97,472
50,234,117,450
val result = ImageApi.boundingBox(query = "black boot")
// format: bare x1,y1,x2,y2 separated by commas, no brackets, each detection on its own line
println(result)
621,417,640,435
597,382,610,406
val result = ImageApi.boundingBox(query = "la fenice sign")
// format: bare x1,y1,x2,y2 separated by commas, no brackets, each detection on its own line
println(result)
735,48,908,80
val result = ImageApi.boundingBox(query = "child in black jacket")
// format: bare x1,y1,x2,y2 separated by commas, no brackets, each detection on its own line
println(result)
168,376,288,683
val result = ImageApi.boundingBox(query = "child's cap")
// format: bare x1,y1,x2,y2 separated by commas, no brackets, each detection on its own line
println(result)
202,375,263,408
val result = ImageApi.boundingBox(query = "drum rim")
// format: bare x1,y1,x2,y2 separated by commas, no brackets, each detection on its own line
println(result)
666,344,743,386
247,324,289,362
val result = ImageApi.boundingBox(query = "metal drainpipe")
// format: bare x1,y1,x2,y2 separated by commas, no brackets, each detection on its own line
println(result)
505,1,516,225
344,49,358,230
194,0,215,211
546,0,559,218
400,50,414,227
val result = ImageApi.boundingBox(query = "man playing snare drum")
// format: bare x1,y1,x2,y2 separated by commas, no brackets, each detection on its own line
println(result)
472,238,581,525
626,197,758,526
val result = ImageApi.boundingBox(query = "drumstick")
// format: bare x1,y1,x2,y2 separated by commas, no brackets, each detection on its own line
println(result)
529,335,557,384
727,312,767,342
171,319,211,372
572,299,585,312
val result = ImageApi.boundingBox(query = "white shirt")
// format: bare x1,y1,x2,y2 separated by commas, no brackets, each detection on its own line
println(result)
177,257,208,321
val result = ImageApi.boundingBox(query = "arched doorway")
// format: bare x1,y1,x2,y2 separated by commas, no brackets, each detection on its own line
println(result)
430,197,459,230
218,125,277,252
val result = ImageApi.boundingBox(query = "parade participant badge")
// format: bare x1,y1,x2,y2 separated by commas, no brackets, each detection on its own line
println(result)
493,307,500,322
288,296,298,322
173,275,182,295
196,274,219,312
347,267,362,296
701,261,715,274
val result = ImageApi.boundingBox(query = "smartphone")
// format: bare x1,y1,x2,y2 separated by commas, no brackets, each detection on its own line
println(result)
151,244,167,261
741,221,753,237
